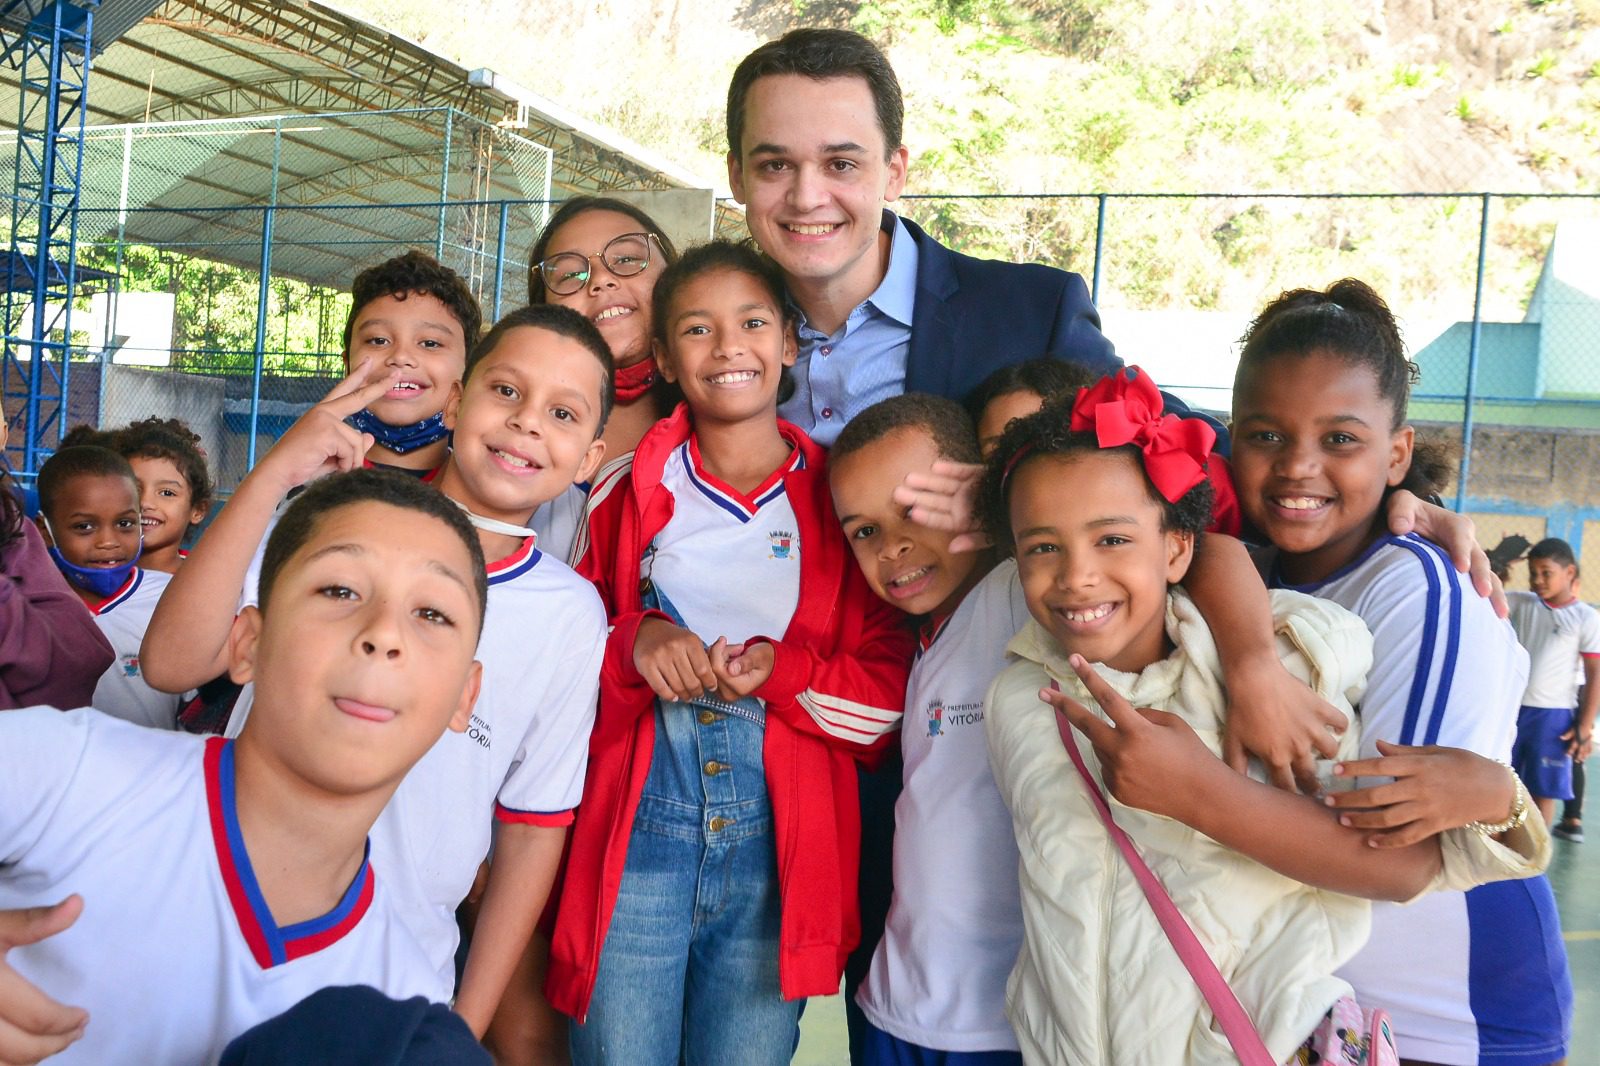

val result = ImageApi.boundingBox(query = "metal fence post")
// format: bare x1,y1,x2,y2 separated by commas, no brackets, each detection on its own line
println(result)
1092,193,1107,306
246,205,274,469
1454,193,1491,512
436,110,453,259
492,199,511,320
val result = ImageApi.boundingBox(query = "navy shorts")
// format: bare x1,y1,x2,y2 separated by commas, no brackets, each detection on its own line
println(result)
1512,705,1575,801
861,1020,1022,1066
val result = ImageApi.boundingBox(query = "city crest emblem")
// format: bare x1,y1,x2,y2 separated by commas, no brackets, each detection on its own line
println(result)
769,530,795,559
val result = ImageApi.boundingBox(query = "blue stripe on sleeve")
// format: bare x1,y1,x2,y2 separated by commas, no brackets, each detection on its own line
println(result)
1393,536,1444,745
1416,538,1463,745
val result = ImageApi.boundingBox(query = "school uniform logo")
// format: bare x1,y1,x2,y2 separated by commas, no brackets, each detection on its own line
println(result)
926,698,983,737
466,712,492,750
121,654,140,679
769,530,796,560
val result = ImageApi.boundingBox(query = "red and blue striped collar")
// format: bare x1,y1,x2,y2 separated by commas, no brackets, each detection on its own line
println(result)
917,612,954,655
90,568,143,616
680,434,805,524
485,535,542,586
204,738,375,969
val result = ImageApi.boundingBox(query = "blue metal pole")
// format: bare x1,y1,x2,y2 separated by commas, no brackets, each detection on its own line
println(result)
1092,193,1107,306
492,199,511,320
1454,193,1491,513
246,205,274,469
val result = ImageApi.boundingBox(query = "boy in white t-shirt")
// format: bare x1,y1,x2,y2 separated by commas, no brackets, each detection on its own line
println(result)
33,445,181,729
1508,537,1600,826
0,468,488,1066
139,305,614,1040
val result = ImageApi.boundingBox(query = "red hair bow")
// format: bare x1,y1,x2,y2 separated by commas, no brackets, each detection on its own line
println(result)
1070,367,1215,503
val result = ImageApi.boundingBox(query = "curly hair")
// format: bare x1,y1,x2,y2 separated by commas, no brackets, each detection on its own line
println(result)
342,250,482,355
962,358,1096,426
977,397,1214,555
831,392,980,468
111,417,215,518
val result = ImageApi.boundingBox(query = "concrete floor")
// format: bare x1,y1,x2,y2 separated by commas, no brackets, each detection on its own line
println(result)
793,831,1600,1065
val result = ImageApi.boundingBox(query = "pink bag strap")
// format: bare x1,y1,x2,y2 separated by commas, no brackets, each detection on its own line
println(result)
1050,680,1276,1066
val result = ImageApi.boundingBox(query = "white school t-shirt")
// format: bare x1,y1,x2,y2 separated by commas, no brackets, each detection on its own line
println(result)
1266,533,1534,1065
1507,590,1600,709
0,708,443,1066
233,530,606,987
87,566,181,729
648,438,804,644
857,560,1031,1052
371,537,605,986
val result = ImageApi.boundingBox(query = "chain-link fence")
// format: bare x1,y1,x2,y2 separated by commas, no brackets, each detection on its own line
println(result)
4,188,1599,571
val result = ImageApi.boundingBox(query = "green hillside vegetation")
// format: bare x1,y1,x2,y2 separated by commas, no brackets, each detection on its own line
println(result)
335,0,1600,321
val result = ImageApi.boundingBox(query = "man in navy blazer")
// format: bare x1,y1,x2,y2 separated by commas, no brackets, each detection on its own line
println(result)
727,28,1121,449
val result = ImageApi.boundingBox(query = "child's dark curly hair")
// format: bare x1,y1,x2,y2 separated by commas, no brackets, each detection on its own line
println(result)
977,397,1214,555
113,417,215,517
342,250,482,355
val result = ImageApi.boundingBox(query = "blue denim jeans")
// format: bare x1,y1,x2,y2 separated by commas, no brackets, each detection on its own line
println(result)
570,582,800,1065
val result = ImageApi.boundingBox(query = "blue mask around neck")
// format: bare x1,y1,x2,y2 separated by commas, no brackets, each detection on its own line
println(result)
41,516,141,600
346,408,451,455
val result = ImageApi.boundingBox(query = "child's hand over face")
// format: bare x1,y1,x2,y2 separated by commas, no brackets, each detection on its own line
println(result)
256,359,398,494
633,617,718,704
1222,657,1346,795
892,459,991,553
1043,655,1226,820
709,639,775,701
0,896,88,1065
1325,740,1518,848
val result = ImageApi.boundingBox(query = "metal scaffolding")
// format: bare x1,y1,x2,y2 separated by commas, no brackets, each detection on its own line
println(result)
1,0,94,471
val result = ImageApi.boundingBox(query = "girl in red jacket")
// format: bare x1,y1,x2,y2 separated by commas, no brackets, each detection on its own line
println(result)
550,241,914,1065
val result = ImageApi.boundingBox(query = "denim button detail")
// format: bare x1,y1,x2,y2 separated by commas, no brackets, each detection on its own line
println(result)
697,709,718,725
703,760,726,776
820,346,832,356
821,406,833,419
708,816,735,832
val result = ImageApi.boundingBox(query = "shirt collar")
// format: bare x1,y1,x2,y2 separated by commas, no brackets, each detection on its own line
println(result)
866,209,918,327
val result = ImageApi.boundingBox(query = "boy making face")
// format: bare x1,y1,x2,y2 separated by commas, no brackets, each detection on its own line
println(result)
0,470,486,1066
141,303,614,1037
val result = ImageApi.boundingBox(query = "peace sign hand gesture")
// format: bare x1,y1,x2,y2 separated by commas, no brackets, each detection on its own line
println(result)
254,358,401,495
1041,654,1222,821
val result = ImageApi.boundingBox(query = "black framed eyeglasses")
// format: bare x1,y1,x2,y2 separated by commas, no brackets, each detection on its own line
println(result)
536,231,659,296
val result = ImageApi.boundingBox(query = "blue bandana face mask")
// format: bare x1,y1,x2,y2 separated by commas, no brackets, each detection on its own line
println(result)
346,408,451,455
41,517,141,600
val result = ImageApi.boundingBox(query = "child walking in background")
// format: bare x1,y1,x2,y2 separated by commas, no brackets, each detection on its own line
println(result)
979,380,1547,1066
550,241,914,1065
1230,279,1572,1066
35,445,180,729
1507,538,1600,827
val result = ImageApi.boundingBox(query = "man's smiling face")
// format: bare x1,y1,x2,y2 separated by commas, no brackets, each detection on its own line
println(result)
728,73,908,300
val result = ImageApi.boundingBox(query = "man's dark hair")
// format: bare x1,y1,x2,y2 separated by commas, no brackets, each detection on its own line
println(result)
831,392,980,469
1529,537,1578,571
727,28,904,160
342,250,483,355
526,196,680,304
463,304,616,436
37,445,139,518
258,469,488,637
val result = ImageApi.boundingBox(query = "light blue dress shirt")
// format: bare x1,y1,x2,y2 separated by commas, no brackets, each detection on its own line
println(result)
779,211,919,448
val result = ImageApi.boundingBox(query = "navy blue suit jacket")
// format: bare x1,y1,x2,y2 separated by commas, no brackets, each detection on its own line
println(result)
897,216,1225,449
900,216,1121,402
